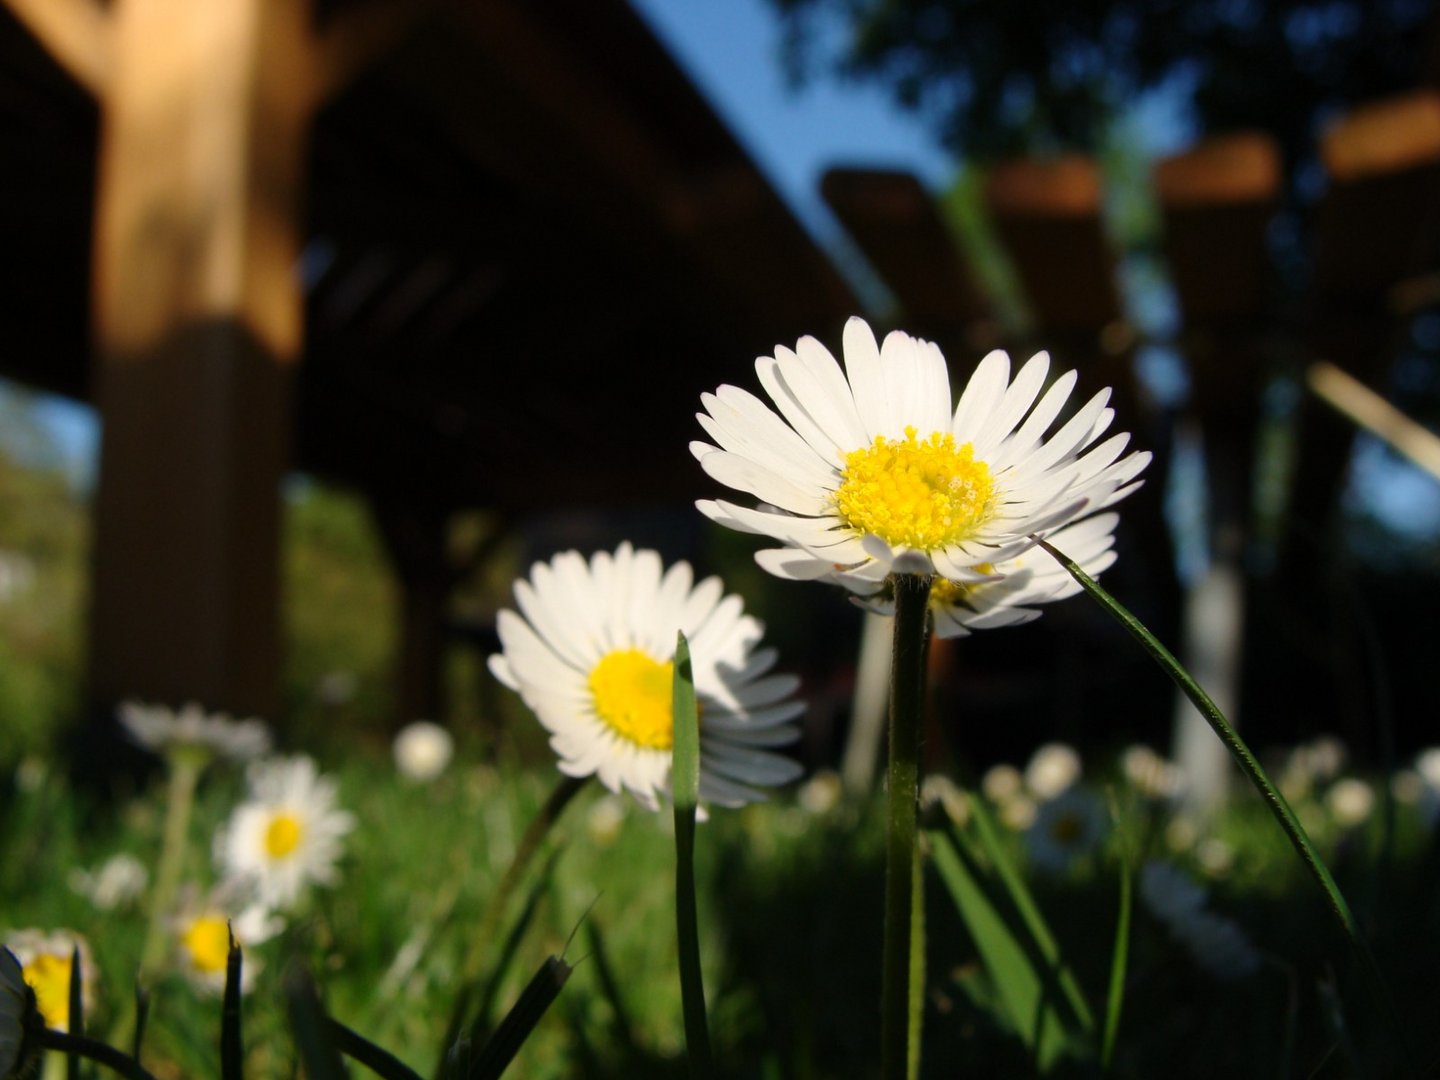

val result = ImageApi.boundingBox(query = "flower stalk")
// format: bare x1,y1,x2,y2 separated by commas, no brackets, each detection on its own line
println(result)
881,572,931,1080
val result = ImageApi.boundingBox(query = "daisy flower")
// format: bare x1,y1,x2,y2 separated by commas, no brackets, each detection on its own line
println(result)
1,947,41,1078
213,756,355,909
692,316,1147,611
119,700,271,763
172,885,283,995
488,543,805,810
392,721,454,782
1026,788,1107,873
3,929,95,1033
68,853,148,911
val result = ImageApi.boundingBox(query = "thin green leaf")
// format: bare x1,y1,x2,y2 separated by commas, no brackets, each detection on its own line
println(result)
464,849,560,1050
326,1018,424,1080
468,956,572,1080
38,1032,159,1080
67,944,83,1080
282,964,345,1080
964,792,1095,1035
672,630,713,1077
220,928,243,1080
1101,863,1131,1072
930,830,1071,1072
1036,539,1383,983
583,919,640,1057
131,981,149,1064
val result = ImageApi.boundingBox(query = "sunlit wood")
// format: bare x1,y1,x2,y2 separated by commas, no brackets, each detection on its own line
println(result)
1,0,111,96
1308,360,1440,483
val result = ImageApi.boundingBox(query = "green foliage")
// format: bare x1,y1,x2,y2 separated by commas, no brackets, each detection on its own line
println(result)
281,479,396,741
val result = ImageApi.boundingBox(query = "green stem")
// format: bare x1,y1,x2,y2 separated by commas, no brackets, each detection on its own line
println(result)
881,572,931,1080
462,775,586,982
138,754,202,979
1035,538,1393,1004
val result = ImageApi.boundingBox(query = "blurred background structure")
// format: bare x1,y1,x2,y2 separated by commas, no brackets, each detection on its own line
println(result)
2,0,1439,787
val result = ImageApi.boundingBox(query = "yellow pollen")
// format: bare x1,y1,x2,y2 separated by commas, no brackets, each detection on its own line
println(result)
23,953,73,1031
264,813,304,859
588,649,675,750
1049,813,1084,845
929,564,996,609
182,915,232,974
835,427,994,550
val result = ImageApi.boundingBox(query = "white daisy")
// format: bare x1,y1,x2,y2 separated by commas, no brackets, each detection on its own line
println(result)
392,721,454,783
487,543,805,810
1,947,41,1078
3,929,95,1034
119,700,271,763
213,756,355,909
1023,741,1083,801
1025,787,1107,873
172,885,283,995
68,853,148,911
692,316,1148,604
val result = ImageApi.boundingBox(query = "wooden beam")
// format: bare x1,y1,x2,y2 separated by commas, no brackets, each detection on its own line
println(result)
1,0,111,97
309,0,439,109
89,0,315,719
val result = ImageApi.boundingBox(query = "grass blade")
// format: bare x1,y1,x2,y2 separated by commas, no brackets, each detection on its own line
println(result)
672,630,713,1076
326,1018,424,1080
930,829,1071,1072
1100,863,1131,1072
1035,539,1383,981
131,982,149,1064
220,928,243,1080
283,964,345,1080
468,956,572,1080
964,793,1095,1035
67,945,83,1080
38,1032,158,1080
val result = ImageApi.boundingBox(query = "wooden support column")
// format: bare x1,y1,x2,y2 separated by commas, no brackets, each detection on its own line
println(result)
88,0,312,719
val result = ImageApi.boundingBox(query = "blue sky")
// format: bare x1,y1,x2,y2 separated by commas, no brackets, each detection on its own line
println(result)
629,0,957,242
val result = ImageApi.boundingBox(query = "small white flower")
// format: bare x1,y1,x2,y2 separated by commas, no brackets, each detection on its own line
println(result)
214,756,355,909
980,763,1023,803
1325,777,1376,828
1024,742,1082,801
68,853,148,911
999,794,1038,831
392,721,454,782
585,794,627,848
488,543,805,810
692,317,1148,614
1120,744,1183,799
796,770,842,815
1026,788,1107,873
1,947,41,1079
3,929,96,1034
1195,838,1235,878
119,701,271,763
172,885,283,995
920,774,970,825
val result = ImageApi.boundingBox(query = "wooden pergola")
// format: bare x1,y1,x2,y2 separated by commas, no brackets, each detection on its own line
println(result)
0,0,856,724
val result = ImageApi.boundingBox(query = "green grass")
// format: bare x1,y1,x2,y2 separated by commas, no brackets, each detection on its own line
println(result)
4,738,1440,1078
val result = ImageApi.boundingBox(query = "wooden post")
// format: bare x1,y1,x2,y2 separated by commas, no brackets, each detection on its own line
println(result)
87,0,311,719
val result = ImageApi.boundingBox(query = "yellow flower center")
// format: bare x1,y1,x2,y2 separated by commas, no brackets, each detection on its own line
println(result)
929,564,996,609
181,915,232,975
835,427,994,550
264,813,304,859
588,649,675,750
1049,812,1084,845
23,953,73,1031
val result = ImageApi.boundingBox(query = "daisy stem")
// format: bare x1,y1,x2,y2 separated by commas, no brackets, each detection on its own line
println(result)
137,753,203,981
463,775,586,982
882,572,931,1080
1036,538,1397,1025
